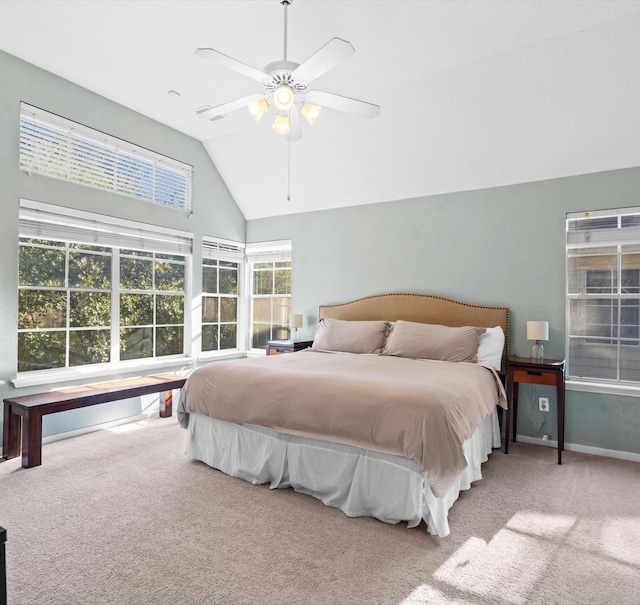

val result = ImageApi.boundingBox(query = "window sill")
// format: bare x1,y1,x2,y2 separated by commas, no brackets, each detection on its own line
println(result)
566,379,640,398
11,356,194,389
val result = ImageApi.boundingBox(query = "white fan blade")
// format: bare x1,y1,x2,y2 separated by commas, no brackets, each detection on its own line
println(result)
196,94,265,121
306,90,380,119
195,48,267,83
292,38,355,83
289,108,303,142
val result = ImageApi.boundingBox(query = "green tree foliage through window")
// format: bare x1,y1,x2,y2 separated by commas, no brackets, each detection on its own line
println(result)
202,258,239,352
18,238,186,373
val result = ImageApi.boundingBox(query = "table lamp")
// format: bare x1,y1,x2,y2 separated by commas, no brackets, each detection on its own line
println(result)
290,314,303,342
527,320,549,360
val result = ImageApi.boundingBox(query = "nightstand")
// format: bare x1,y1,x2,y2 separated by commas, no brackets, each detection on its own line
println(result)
266,340,314,355
505,356,566,463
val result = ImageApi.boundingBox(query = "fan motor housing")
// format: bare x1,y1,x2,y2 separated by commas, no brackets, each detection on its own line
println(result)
263,60,307,92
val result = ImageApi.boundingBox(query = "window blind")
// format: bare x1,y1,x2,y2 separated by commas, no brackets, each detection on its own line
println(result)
202,237,245,262
19,103,193,212
245,240,292,262
19,199,193,256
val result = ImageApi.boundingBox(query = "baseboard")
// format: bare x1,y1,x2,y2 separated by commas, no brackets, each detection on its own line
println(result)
0,411,158,458
515,434,640,463
4,419,638,464
41,411,159,446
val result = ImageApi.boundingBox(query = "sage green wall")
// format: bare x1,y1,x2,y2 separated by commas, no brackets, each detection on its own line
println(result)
0,50,245,449
248,167,640,457
2,45,639,460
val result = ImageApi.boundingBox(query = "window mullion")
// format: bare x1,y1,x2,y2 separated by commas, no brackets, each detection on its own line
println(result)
111,248,120,363
65,243,71,368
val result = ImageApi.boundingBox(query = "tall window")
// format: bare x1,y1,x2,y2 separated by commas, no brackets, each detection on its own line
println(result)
246,241,292,350
19,103,193,212
567,208,640,383
18,200,191,374
119,250,186,361
201,238,244,353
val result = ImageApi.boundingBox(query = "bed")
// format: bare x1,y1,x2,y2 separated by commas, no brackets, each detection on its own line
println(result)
178,293,509,537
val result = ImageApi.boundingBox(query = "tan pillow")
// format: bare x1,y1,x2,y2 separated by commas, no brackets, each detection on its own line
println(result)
312,318,389,354
383,320,485,362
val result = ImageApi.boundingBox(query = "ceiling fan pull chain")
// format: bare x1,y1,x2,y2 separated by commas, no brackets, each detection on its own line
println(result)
287,126,292,202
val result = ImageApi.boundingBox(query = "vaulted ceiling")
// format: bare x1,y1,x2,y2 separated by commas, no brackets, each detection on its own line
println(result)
2,1,640,219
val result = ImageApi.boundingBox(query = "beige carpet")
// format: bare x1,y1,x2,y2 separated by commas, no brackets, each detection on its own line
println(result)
1,416,639,605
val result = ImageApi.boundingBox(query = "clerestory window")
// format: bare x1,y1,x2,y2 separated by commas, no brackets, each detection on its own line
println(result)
19,103,193,212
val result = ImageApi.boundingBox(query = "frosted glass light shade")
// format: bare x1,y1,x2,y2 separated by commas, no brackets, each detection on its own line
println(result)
274,85,294,110
300,102,321,125
272,113,290,134
248,97,269,121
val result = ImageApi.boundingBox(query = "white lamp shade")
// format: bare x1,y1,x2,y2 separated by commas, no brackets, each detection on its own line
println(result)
300,102,321,125
272,113,290,134
290,314,303,329
527,321,549,341
248,97,269,121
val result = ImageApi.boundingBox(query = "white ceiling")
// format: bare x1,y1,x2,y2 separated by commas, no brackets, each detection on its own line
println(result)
2,1,640,220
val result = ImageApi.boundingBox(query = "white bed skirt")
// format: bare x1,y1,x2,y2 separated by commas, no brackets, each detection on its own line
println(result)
185,409,501,537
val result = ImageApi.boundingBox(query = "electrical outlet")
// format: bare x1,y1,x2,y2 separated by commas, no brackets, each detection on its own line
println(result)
538,397,550,412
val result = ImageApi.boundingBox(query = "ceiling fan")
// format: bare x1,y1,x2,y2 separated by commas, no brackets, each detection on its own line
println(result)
194,0,380,140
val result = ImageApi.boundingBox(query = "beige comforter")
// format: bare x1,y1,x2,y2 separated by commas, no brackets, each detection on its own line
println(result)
183,350,506,497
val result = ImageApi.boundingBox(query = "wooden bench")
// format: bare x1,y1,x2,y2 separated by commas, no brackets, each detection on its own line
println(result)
2,373,186,469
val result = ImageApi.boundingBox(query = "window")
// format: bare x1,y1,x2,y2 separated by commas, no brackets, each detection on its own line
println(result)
18,200,192,375
567,208,640,383
202,238,244,353
119,250,186,361
246,241,292,350
19,103,193,212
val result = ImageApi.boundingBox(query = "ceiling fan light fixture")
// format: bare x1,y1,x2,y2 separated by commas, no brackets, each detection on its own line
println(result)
274,84,295,110
300,102,321,125
248,97,270,121
272,113,290,134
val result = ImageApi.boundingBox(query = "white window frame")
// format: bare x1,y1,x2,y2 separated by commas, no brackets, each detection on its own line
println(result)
19,103,193,212
14,199,193,388
246,240,292,353
566,207,640,393
200,236,245,358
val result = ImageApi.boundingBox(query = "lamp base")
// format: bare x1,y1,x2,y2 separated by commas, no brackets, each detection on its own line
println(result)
292,328,301,343
530,342,544,361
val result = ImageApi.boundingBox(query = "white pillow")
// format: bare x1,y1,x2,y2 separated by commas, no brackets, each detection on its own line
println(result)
477,326,505,371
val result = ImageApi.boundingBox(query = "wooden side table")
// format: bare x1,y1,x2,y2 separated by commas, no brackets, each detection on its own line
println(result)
266,340,314,355
505,356,566,464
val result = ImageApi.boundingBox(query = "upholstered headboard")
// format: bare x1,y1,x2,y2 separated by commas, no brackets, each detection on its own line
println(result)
319,293,509,371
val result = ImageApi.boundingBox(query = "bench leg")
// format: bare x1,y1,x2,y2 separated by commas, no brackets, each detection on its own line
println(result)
21,409,43,468
159,389,173,418
0,526,6,605
2,403,21,460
